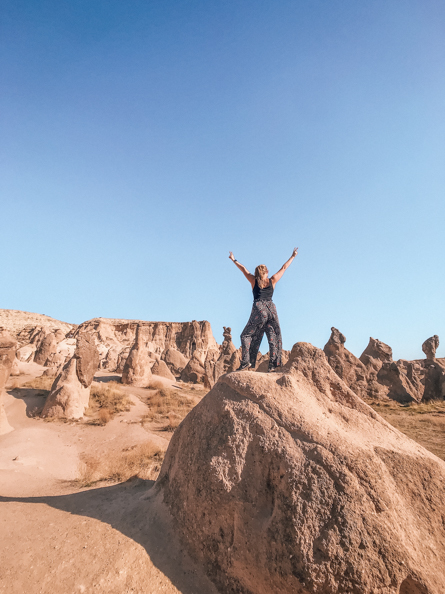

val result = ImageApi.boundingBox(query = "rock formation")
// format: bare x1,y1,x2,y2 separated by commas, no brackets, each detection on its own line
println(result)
180,352,206,384
156,342,445,594
33,330,64,365
204,327,240,388
151,359,175,381
73,317,217,370
42,332,100,419
162,348,188,377
322,327,369,397
121,325,155,387
0,330,17,434
376,361,424,403
422,335,439,361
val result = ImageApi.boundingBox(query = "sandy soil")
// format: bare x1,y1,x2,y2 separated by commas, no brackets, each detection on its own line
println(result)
0,367,217,594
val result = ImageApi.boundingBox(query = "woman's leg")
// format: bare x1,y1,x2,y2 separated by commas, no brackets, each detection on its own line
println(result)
249,326,265,367
240,303,268,365
263,302,283,368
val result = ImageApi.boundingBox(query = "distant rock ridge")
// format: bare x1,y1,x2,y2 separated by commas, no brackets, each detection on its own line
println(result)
323,329,445,403
155,342,445,593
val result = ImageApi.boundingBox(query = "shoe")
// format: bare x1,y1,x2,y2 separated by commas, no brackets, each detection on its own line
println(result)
236,362,251,371
268,365,282,373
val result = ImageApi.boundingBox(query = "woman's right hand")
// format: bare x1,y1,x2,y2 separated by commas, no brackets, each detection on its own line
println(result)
292,247,298,257
229,251,235,261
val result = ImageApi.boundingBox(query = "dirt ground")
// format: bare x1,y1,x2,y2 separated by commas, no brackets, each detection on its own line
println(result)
0,365,217,594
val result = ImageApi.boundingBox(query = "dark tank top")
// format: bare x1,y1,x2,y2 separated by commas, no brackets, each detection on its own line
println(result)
253,279,274,302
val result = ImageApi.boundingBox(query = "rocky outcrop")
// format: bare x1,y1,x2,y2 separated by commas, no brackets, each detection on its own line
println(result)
121,325,155,387
422,335,439,361
33,330,65,365
156,342,445,594
115,347,131,374
180,353,206,384
323,327,368,397
151,359,175,381
0,330,17,434
204,327,240,388
73,318,217,371
376,361,424,403
42,332,100,419
162,348,188,377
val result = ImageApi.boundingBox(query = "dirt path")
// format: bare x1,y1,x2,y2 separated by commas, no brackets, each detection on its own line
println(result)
0,367,217,594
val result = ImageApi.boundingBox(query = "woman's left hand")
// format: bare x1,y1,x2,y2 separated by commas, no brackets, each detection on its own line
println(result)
292,247,298,257
229,251,235,261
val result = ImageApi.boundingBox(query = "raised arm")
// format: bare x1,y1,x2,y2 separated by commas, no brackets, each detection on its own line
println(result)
229,252,255,288
270,248,298,287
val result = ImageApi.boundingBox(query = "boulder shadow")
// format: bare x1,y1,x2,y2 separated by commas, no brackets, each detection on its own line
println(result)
0,478,215,594
6,387,48,417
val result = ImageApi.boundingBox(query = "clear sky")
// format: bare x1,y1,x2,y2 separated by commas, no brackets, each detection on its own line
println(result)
1,0,444,361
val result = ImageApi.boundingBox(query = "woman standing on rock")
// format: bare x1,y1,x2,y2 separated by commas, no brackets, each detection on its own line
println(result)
229,248,298,372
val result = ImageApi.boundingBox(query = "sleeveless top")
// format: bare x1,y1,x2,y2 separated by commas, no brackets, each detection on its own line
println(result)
253,279,274,302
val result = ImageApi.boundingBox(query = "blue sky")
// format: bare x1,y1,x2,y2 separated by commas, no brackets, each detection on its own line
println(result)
1,0,444,360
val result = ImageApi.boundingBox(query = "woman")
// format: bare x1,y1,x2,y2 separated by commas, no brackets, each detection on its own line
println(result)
229,248,298,372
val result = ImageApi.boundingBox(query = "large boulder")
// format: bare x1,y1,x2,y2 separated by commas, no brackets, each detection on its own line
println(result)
162,348,188,377
122,325,155,387
0,330,17,435
151,359,175,381
156,342,445,594
33,329,66,366
42,332,99,419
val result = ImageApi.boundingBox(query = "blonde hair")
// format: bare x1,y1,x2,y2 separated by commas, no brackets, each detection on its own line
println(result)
255,265,269,289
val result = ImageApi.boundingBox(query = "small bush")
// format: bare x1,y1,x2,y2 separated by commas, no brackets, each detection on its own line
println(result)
90,383,132,416
98,408,112,425
146,379,165,390
143,387,199,430
76,441,165,487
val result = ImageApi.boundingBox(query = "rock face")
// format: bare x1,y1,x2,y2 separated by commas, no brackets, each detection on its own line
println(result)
156,342,445,594
73,318,217,371
0,330,17,435
42,332,99,419
422,335,439,361
204,327,240,389
121,325,155,387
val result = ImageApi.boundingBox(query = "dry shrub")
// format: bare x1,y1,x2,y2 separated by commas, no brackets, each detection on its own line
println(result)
143,387,199,430
146,378,165,390
23,375,55,391
90,383,132,416
76,441,165,487
98,408,112,425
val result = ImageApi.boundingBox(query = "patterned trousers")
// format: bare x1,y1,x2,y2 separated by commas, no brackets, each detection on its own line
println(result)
240,300,282,368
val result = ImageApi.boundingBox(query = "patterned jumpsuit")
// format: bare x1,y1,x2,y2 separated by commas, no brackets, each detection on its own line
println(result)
240,279,282,369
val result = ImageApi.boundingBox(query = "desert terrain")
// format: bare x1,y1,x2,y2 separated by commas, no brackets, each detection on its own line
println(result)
1,309,445,593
